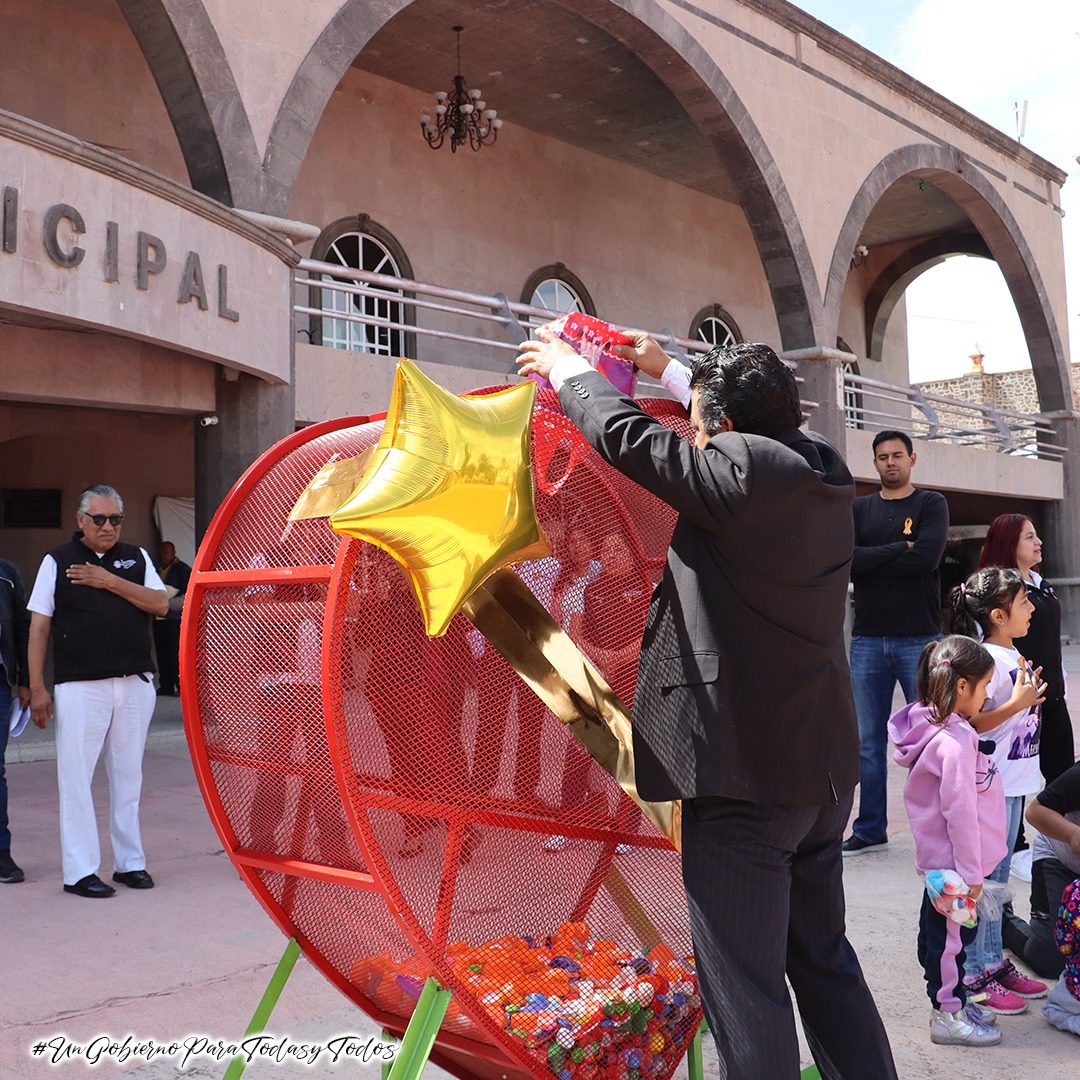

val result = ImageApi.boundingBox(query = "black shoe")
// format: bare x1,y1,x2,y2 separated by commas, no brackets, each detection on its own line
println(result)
841,834,888,856
64,873,116,898
112,869,154,889
0,849,25,883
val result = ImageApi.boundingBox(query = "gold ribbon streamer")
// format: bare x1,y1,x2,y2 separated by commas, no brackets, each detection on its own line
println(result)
462,568,681,852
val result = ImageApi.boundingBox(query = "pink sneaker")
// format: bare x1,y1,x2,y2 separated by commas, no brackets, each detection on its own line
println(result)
967,972,1028,1015
994,959,1048,999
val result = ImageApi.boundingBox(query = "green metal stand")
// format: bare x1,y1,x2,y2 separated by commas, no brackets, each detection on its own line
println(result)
687,1020,820,1080
687,1025,705,1080
386,978,452,1080
223,938,302,1080
224,949,820,1080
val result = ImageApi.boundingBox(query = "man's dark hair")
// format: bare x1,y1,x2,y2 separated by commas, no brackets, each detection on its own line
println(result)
688,343,802,438
871,429,913,454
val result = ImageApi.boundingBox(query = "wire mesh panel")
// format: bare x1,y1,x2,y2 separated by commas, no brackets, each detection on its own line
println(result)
184,391,702,1080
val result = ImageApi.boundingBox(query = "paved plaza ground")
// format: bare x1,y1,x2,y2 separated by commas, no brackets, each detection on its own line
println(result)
3,660,1080,1080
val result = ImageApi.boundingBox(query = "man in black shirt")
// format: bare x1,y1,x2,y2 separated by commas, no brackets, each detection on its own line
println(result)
843,430,948,855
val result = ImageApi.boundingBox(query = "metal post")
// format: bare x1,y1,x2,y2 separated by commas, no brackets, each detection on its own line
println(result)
222,938,302,1080
690,1020,819,1079
687,1027,705,1080
385,977,452,1080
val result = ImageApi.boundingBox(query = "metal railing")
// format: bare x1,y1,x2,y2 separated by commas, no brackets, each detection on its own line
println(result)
842,371,1066,460
293,259,816,408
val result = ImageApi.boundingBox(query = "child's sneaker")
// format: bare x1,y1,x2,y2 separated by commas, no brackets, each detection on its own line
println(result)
993,959,1048,999
966,972,1028,1015
963,1001,998,1027
930,1008,1002,1046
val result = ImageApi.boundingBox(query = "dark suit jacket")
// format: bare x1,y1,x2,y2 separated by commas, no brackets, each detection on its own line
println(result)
559,372,859,807
0,558,30,691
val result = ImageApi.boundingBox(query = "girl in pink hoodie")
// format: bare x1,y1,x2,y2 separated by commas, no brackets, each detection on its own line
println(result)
889,635,1008,1046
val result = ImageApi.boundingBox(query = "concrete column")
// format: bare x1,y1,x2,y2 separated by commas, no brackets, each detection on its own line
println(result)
194,358,295,541
781,346,851,452
1042,413,1080,639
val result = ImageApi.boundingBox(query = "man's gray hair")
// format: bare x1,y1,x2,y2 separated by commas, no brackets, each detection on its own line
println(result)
77,484,124,514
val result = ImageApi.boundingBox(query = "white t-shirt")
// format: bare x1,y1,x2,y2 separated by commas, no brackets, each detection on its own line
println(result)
981,641,1042,798
27,548,166,617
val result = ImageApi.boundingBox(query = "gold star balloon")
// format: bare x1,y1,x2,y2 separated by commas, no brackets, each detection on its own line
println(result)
329,358,549,636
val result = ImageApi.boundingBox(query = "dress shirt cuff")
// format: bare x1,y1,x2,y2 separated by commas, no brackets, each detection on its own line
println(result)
660,358,693,408
548,355,594,394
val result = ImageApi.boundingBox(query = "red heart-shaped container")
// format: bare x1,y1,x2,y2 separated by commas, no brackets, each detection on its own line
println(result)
182,389,702,1080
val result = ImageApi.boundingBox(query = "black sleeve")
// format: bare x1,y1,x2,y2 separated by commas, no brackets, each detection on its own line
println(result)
558,371,751,533
876,491,949,576
1036,763,1080,815
851,541,907,574
174,561,192,596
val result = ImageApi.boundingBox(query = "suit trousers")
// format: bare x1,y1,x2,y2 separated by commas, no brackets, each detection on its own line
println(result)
0,687,11,850
682,793,896,1080
54,675,156,884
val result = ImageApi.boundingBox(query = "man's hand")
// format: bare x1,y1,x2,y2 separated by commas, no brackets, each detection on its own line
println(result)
610,331,672,379
30,686,52,730
66,562,115,590
967,882,983,901
515,330,579,381
17,685,30,710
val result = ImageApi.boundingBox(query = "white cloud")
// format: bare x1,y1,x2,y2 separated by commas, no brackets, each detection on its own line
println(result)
887,1,1080,384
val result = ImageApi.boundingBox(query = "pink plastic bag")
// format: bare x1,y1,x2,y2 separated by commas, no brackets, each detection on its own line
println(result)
529,313,637,397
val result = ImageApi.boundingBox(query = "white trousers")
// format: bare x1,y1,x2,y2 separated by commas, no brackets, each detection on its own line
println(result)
54,674,156,884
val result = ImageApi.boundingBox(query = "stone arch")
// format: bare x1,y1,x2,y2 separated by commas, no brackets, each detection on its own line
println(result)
864,232,991,360
116,0,260,207
262,0,822,349
826,144,1069,412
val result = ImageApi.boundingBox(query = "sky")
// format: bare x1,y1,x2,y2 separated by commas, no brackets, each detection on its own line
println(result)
797,0,1080,383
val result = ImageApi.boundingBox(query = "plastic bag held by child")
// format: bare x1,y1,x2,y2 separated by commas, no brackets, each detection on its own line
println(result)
924,869,977,928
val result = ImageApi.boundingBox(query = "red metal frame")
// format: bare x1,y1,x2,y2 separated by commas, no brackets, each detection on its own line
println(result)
181,398,700,1080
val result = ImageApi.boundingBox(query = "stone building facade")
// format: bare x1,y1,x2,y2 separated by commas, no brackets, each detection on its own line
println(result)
0,0,1076,624
918,363,1080,416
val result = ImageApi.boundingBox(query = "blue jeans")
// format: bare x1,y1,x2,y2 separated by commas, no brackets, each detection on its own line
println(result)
850,634,938,843
965,795,1024,978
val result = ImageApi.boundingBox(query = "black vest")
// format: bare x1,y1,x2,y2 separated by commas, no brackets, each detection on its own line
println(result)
51,535,155,683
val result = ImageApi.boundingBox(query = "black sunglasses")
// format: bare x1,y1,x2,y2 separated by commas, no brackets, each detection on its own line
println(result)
82,513,125,527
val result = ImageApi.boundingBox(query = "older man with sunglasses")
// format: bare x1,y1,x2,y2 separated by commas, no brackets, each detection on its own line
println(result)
27,485,168,897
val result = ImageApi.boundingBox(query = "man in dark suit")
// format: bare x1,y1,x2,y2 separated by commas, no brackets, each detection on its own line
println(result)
0,557,31,883
518,334,896,1079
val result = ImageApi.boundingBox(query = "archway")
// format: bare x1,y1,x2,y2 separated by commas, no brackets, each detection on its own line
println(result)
261,0,821,349
864,232,991,361
826,144,1069,412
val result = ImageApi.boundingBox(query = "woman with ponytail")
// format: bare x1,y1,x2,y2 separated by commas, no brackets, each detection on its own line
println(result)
977,514,1074,782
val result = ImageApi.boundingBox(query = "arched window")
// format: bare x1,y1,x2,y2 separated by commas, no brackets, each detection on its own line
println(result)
689,304,742,349
521,264,596,317
308,216,415,356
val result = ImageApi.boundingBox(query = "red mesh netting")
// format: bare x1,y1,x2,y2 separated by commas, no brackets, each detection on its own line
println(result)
183,390,702,1080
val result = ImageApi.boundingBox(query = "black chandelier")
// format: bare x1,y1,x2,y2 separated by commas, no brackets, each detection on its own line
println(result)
420,26,501,153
